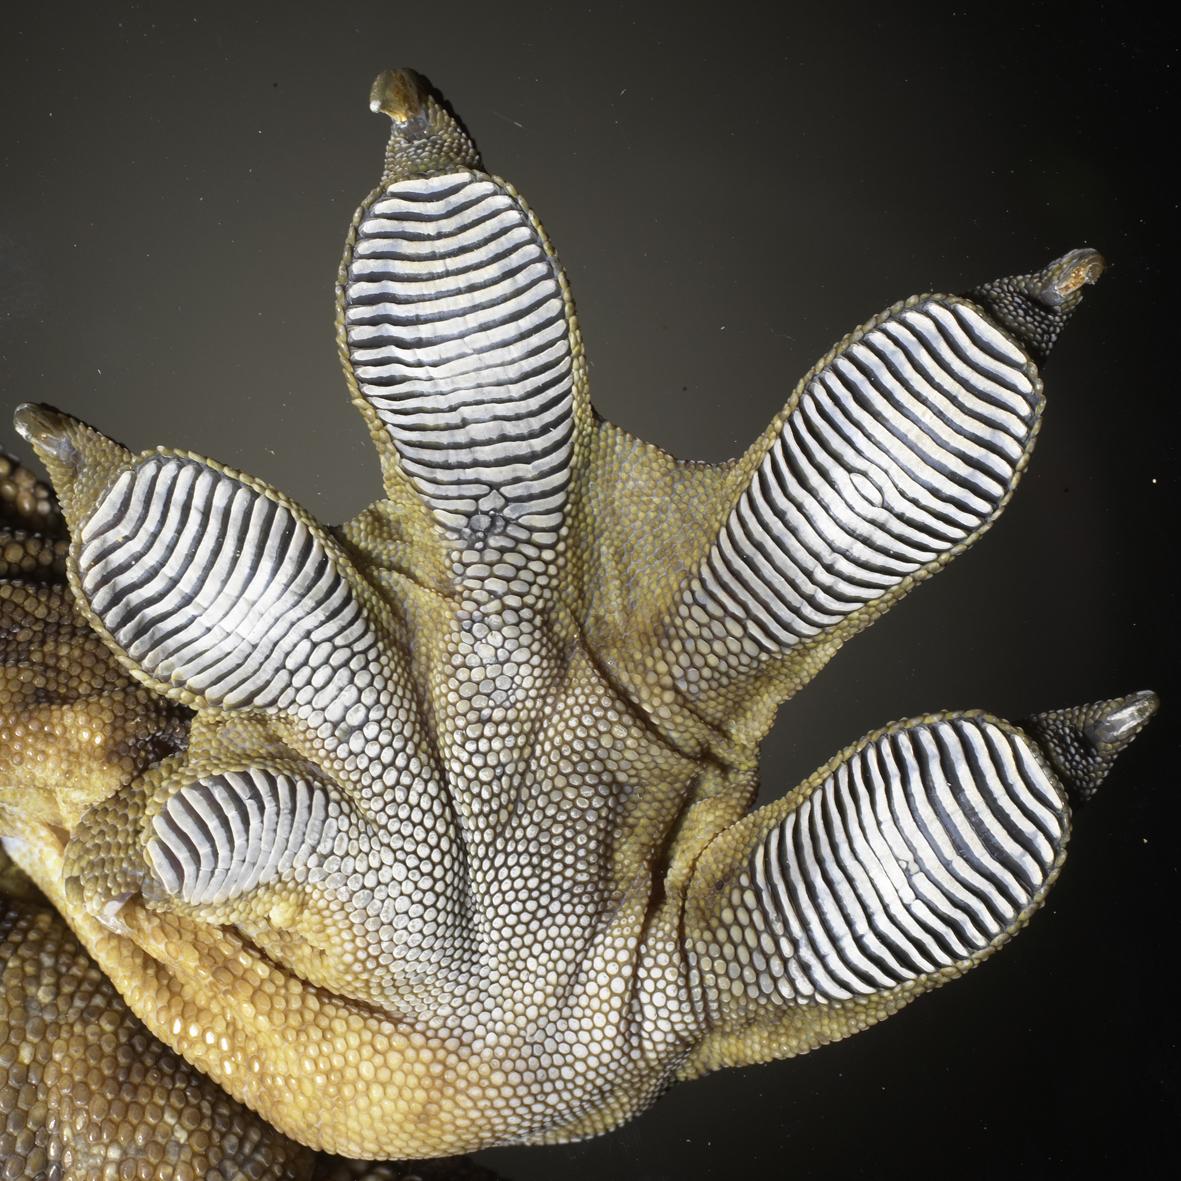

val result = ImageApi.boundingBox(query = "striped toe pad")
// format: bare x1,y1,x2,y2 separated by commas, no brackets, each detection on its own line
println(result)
675,298,1041,677
74,457,417,768
343,170,576,587
147,768,340,907
700,717,1067,1008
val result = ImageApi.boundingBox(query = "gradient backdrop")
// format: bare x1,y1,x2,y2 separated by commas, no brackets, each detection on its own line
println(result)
2,4,1175,1178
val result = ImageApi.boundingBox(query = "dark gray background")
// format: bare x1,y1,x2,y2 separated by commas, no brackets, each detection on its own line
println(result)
2,3,1175,1178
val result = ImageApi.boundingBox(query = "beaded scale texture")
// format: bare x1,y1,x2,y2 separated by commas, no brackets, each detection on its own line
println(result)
0,68,1158,1173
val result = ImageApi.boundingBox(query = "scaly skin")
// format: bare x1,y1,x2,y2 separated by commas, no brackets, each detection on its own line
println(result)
0,68,1156,1167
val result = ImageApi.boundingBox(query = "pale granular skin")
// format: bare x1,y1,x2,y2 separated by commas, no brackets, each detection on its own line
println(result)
0,68,1153,1170
0,890,319,1181
0,861,498,1178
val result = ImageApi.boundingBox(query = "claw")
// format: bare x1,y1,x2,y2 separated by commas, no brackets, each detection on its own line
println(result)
369,68,431,130
1029,247,1106,306
1023,690,1158,803
969,246,1104,365
13,403,81,469
94,891,137,935
1085,688,1159,749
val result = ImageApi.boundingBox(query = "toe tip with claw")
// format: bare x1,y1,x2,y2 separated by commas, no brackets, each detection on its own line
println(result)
12,402,131,523
1024,689,1159,804
369,66,481,182
969,246,1105,366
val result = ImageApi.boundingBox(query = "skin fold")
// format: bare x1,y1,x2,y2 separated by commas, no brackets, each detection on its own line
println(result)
0,68,1156,1170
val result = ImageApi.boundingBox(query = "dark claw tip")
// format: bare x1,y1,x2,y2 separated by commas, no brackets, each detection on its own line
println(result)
1083,689,1159,750
13,403,80,468
369,68,430,129
1030,248,1106,307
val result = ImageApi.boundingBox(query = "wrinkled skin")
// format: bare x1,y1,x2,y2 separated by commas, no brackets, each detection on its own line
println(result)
0,68,1156,1169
